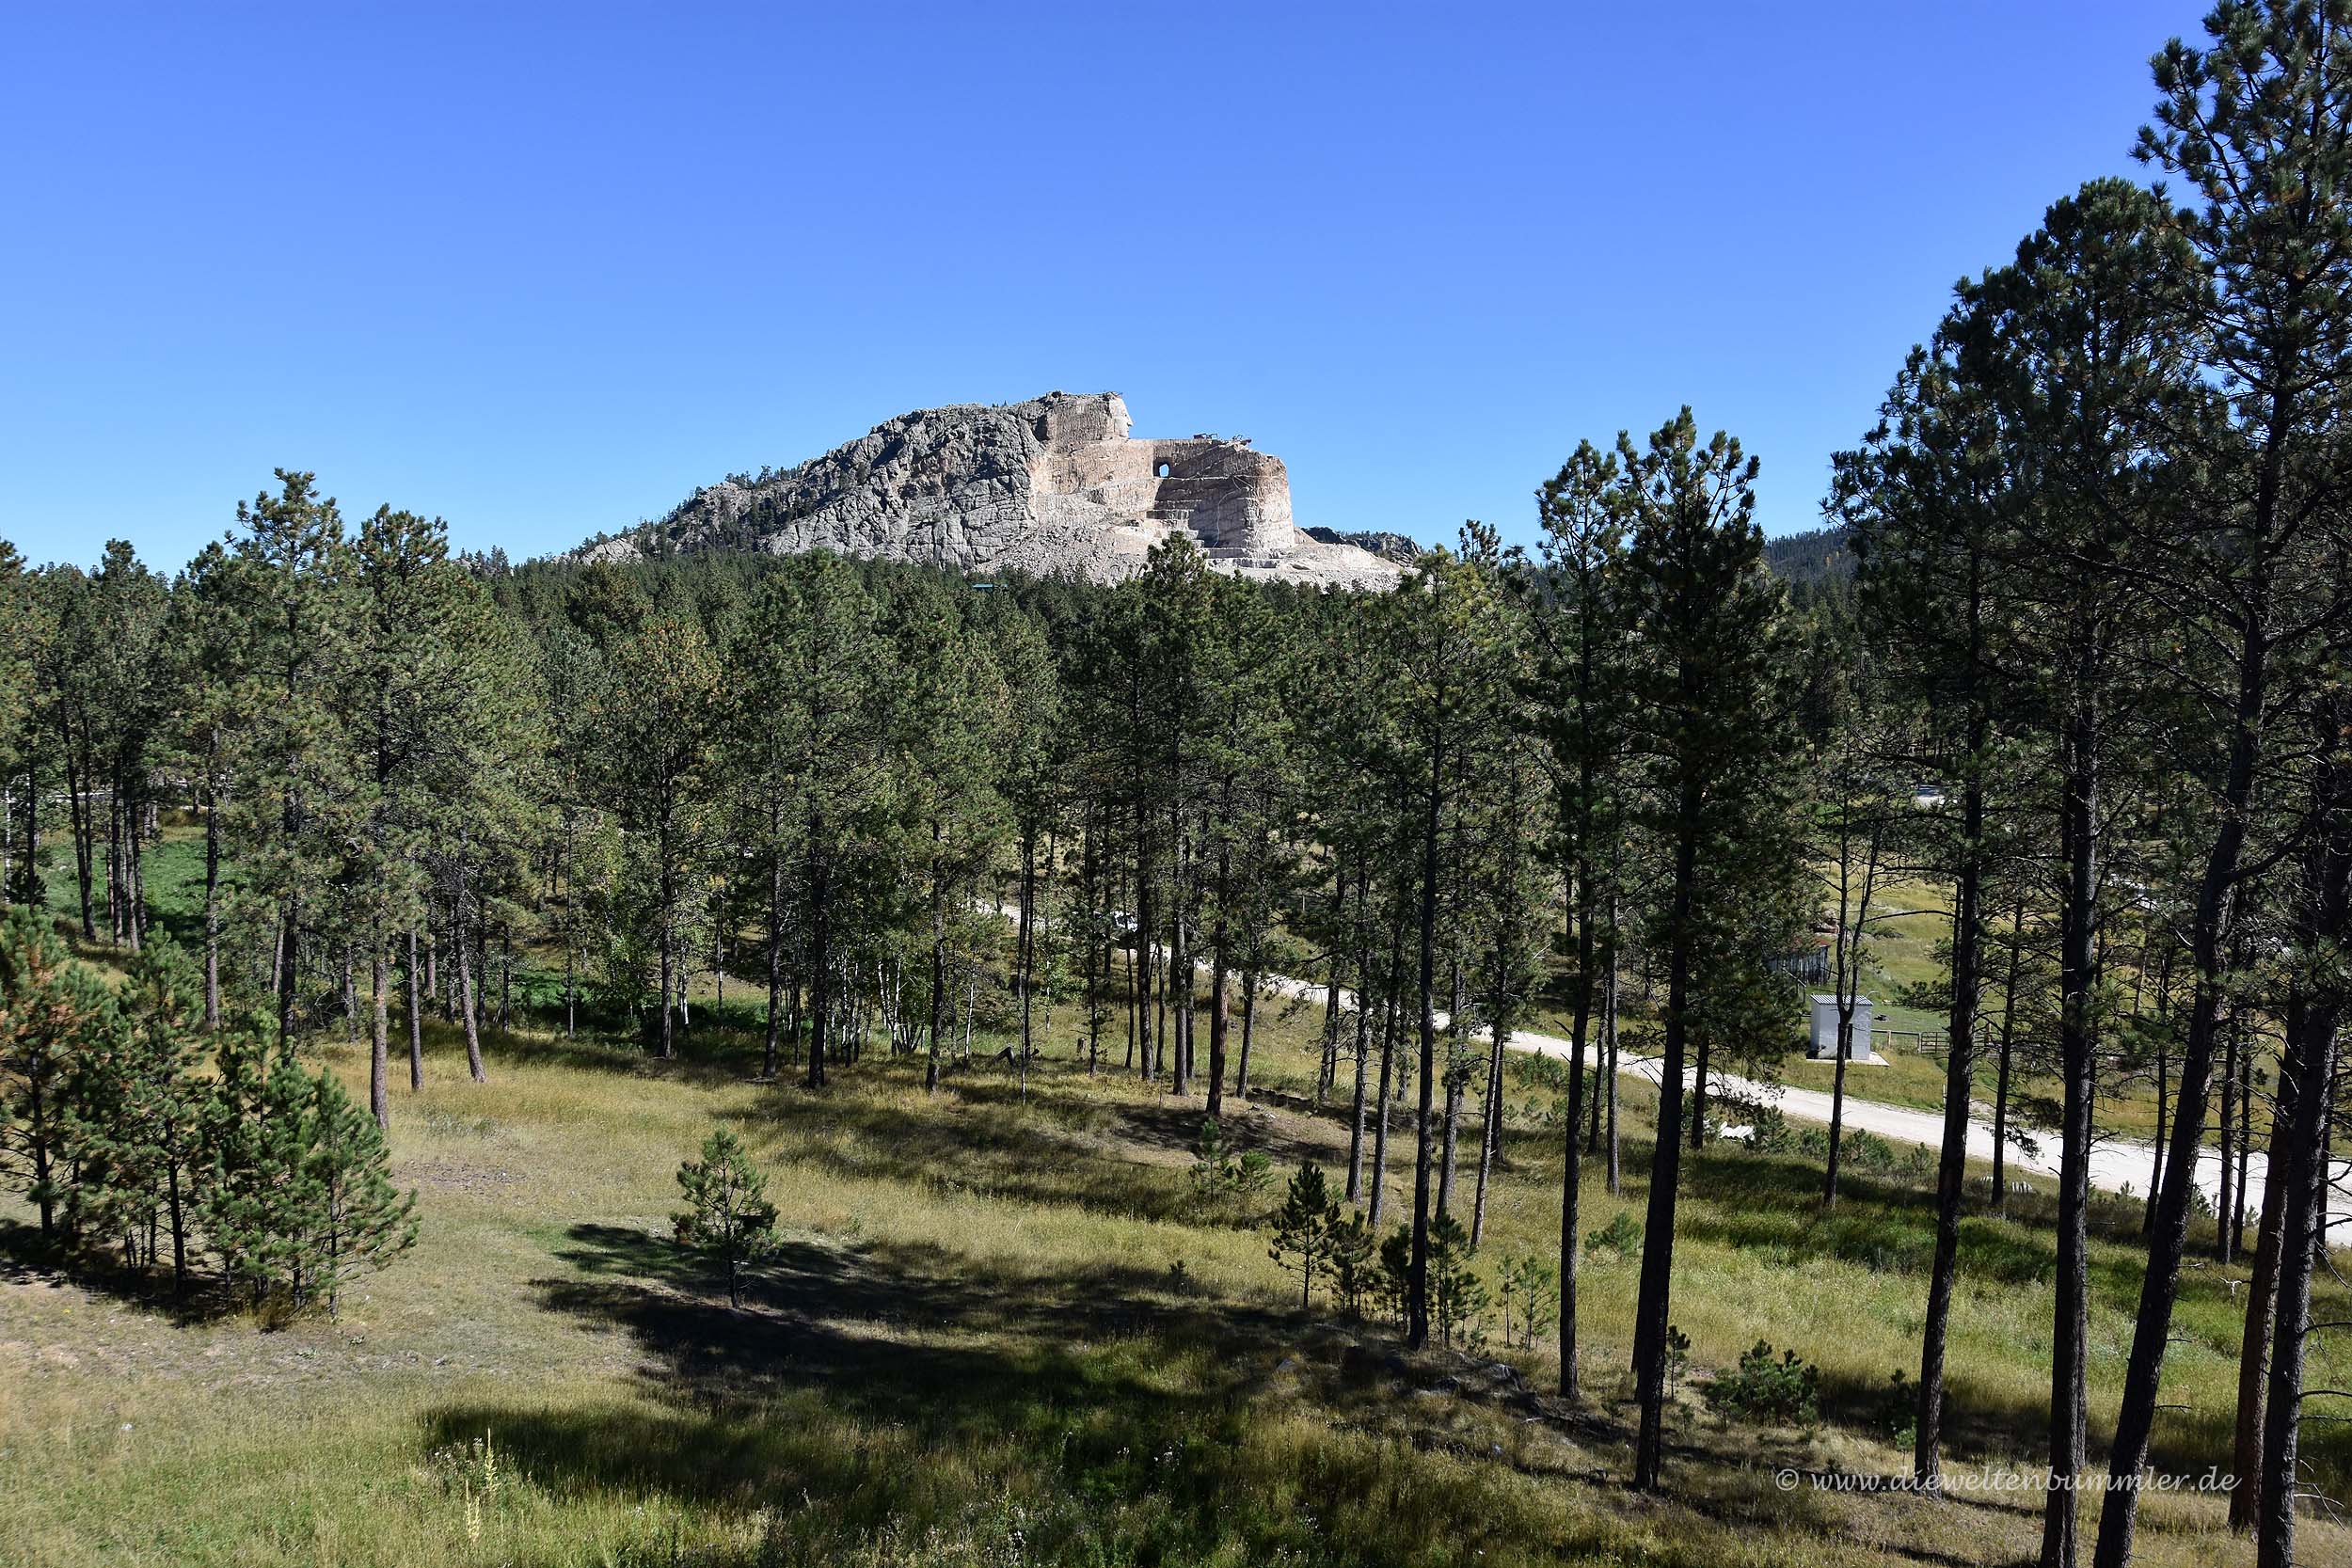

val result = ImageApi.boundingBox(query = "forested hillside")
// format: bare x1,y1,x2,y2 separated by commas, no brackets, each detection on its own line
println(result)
1761,524,1851,586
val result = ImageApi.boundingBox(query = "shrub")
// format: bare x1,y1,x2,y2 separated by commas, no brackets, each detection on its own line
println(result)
1583,1210,1642,1260
1186,1117,1271,1212
1737,1101,1790,1151
201,1032,417,1320
1706,1340,1820,1426
1845,1130,1898,1172
1879,1368,1917,1449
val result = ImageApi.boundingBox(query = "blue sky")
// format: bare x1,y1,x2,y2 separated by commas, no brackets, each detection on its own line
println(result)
0,2,2207,569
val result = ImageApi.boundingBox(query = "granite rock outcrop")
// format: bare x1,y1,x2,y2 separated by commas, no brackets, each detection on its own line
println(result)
581,392,1403,589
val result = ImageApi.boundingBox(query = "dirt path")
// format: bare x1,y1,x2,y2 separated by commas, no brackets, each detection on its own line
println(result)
993,903,2348,1221
1247,968,2351,1222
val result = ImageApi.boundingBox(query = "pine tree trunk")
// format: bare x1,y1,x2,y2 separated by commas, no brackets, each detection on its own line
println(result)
2147,1027,2169,1236
2255,693,2351,1568
2230,1084,2293,1534
1369,976,1394,1229
924,841,946,1093
1345,870,1371,1201
1916,749,1984,1485
1019,832,1037,1076
1235,970,1258,1100
805,838,831,1091
166,1159,187,1298
1604,941,1621,1196
1318,870,1344,1103
1558,814,1599,1399
203,782,222,1030
1169,830,1191,1098
1437,1062,1459,1221
278,888,299,1049
369,946,389,1132
456,863,485,1084
2217,1019,2238,1263
2041,699,2100,1568
61,708,94,941
1824,1021,1852,1199
1992,895,2024,1213
1206,942,1230,1120
406,927,423,1092
1470,1026,1503,1248
2258,991,2337,1568
765,832,784,1079
1632,787,1698,1492
1406,738,1443,1353
2095,610,2272,1568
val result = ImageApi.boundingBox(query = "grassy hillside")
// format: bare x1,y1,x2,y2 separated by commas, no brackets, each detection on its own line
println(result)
2,848,2345,1566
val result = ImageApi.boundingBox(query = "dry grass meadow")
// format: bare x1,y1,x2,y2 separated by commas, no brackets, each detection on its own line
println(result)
2,851,2346,1565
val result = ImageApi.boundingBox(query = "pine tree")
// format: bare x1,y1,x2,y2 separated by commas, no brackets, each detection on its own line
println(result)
1377,543,1519,1350
1834,307,2020,1486
1960,180,2193,1568
70,940,205,1290
199,1033,327,1311
304,1068,418,1316
1522,445,1633,1401
1618,409,1799,1492
0,541,32,911
596,615,719,1059
1426,1212,1488,1350
984,602,1065,1084
723,556,900,1085
221,472,360,1051
673,1127,777,1308
1327,1209,1376,1319
1266,1160,1336,1309
0,909,116,1238
890,588,1009,1093
2094,11,2352,1560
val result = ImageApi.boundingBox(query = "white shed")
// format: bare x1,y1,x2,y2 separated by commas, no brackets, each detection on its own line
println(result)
1807,994,1875,1062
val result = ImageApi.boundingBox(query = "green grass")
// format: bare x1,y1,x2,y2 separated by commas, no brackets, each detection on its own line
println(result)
1,844,2346,1566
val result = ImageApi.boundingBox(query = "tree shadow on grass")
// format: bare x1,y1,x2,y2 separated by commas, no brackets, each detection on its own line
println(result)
421,1220,1355,1559
420,1222,2176,1568
716,1076,1233,1228
0,1216,245,1325
533,1219,1295,1401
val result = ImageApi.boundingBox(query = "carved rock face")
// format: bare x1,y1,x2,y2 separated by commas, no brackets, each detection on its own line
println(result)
586,392,1402,589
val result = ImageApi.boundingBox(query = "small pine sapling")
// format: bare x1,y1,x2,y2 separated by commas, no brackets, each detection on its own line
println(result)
1499,1254,1560,1350
673,1128,778,1307
1427,1213,1489,1349
1377,1224,1414,1327
1267,1161,1337,1308
1327,1210,1376,1318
